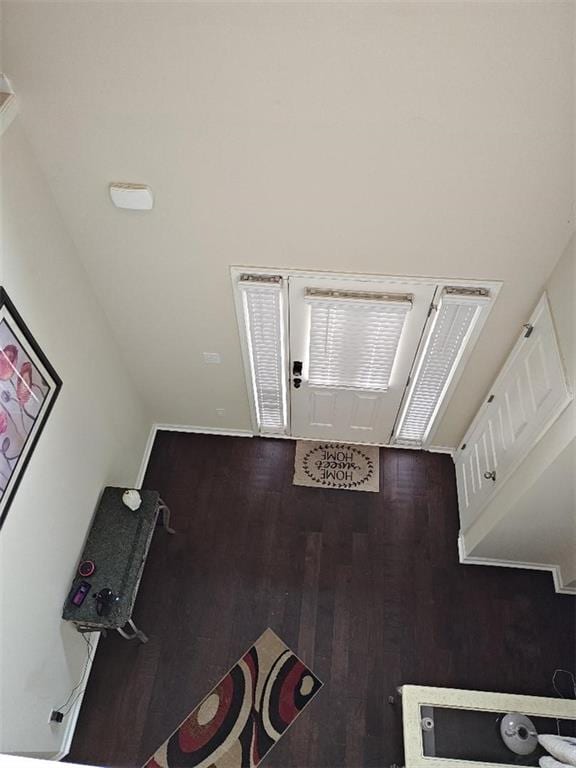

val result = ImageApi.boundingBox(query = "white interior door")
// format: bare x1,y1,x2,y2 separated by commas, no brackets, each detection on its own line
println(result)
288,275,437,443
456,293,572,531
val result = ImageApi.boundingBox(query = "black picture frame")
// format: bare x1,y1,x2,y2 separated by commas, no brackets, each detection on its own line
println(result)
0,288,62,529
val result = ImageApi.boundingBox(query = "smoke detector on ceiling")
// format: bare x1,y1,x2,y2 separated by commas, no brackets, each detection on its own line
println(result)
109,182,154,210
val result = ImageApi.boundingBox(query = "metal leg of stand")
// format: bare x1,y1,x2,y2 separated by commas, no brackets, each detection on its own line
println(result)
158,499,175,534
77,625,107,639
117,618,149,643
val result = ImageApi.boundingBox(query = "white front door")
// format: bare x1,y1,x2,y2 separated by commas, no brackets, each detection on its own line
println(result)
455,294,572,531
288,275,437,443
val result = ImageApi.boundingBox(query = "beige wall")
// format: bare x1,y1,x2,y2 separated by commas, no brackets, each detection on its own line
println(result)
468,438,576,586
2,1,574,447
0,119,149,756
463,234,576,590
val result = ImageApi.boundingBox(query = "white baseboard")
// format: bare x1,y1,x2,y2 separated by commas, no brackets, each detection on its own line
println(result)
427,445,455,456
154,423,254,438
52,632,101,761
134,424,158,489
458,534,576,596
260,433,455,455
135,423,254,489
134,424,454,488
390,441,455,456
386,442,455,456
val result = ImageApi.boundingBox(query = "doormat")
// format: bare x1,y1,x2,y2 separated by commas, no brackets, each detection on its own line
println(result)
143,628,322,768
293,441,380,492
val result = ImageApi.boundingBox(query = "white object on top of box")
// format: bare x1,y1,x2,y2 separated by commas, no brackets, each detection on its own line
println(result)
109,182,154,210
122,489,142,511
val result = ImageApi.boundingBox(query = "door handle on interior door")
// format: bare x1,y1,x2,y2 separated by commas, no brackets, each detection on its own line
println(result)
293,378,302,389
483,470,496,482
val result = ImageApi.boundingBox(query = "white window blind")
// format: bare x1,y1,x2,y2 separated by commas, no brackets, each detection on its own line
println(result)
239,276,287,434
306,292,411,390
395,290,489,445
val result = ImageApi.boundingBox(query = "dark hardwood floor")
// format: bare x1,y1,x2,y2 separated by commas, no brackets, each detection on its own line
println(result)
69,432,576,768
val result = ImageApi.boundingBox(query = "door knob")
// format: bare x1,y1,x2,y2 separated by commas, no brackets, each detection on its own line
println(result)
293,378,302,389
483,470,496,482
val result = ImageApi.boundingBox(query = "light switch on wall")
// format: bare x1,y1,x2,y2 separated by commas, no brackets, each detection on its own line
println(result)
203,352,221,364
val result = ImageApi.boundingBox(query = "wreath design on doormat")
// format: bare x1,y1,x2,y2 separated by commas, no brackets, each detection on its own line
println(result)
302,443,375,489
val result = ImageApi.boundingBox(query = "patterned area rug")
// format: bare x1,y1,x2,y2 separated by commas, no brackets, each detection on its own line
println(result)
293,441,380,492
143,628,322,768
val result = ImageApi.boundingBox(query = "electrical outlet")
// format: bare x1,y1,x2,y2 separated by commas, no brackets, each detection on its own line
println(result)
216,408,225,417
203,352,221,364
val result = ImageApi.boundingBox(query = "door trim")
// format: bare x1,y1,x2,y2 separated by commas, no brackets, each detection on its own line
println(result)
231,266,502,444
233,265,498,288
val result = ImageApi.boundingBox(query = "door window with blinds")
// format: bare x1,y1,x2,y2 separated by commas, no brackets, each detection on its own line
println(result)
305,289,412,390
237,274,289,435
232,269,499,446
394,288,492,447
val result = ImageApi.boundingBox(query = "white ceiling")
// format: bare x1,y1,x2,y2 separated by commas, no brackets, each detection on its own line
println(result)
2,1,574,445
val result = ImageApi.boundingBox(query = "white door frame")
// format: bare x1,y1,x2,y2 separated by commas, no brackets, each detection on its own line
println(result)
231,266,502,450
